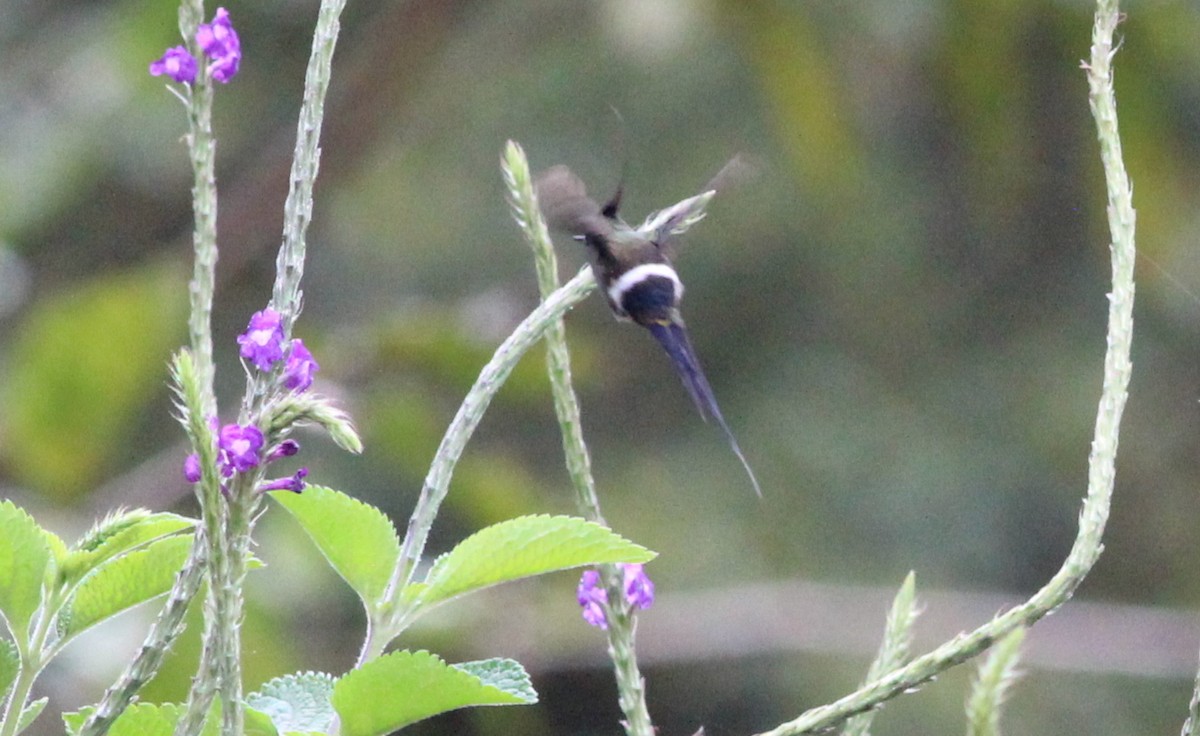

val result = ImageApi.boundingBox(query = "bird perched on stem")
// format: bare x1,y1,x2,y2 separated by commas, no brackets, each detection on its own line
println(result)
534,157,761,497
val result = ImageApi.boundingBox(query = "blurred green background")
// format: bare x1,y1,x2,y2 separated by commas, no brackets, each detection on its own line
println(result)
3,0,1200,733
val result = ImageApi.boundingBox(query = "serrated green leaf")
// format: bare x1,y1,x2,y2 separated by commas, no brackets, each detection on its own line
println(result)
58,534,193,640
332,650,535,736
44,529,69,569
61,510,195,584
0,638,17,698
62,709,84,736
18,696,47,731
0,500,52,641
247,671,336,735
65,702,222,736
412,515,654,610
453,658,536,702
270,486,400,609
65,703,176,736
245,705,281,736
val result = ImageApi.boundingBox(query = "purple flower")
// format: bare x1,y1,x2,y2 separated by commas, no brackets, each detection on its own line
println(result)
259,467,308,493
577,570,609,629
576,565,655,628
197,7,241,83
218,423,264,474
283,339,319,392
622,564,655,610
149,46,197,84
237,308,285,371
267,439,301,462
183,453,202,483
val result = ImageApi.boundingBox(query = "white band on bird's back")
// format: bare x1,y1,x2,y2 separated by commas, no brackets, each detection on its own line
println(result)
607,263,683,306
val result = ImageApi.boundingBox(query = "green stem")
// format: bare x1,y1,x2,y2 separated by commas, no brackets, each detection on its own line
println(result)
1183,650,1200,736
502,141,654,736
171,0,229,731
215,486,261,736
0,593,59,736
502,142,604,520
77,535,207,736
271,0,346,334
756,2,1135,733
365,267,597,664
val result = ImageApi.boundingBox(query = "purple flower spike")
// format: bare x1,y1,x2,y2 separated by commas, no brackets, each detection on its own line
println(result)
183,453,202,483
197,7,241,83
622,564,655,610
577,569,609,629
237,308,285,371
283,339,319,392
149,46,197,84
218,423,264,474
259,467,308,493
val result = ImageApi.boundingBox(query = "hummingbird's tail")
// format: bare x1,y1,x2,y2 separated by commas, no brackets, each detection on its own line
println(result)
645,320,763,497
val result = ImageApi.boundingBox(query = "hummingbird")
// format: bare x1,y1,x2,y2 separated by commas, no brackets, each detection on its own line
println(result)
534,158,762,497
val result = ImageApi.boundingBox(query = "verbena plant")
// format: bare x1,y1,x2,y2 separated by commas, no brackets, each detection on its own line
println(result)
0,0,1181,735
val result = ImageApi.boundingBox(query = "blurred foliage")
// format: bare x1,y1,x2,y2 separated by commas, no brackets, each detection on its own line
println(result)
2,0,1200,734
1,262,186,501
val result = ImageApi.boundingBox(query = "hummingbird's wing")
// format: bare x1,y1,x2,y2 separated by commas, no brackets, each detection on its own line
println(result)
640,154,757,256
534,165,614,241
644,320,762,497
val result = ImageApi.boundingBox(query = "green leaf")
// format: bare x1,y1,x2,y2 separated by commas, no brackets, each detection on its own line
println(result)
61,510,195,584
0,500,52,641
66,703,178,736
247,671,336,735
44,529,69,572
58,534,193,641
0,638,17,698
452,658,536,703
332,650,536,736
64,703,221,736
270,486,400,609
411,515,654,610
245,705,281,736
16,696,47,731
1,264,187,500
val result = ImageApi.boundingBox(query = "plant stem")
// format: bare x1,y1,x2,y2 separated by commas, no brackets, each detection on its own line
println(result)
0,595,57,736
1183,647,1200,736
215,484,261,736
170,0,229,732
502,142,604,520
77,536,207,736
502,141,655,736
271,0,346,333
366,267,597,663
756,1,1135,733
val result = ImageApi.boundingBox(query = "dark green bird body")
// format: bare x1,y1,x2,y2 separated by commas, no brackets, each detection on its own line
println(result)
534,162,762,496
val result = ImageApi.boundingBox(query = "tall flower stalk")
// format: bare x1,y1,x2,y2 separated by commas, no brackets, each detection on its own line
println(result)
754,0,1136,732
502,141,656,736
134,2,356,735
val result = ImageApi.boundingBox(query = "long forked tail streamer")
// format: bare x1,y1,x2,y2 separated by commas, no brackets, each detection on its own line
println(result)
645,321,763,497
